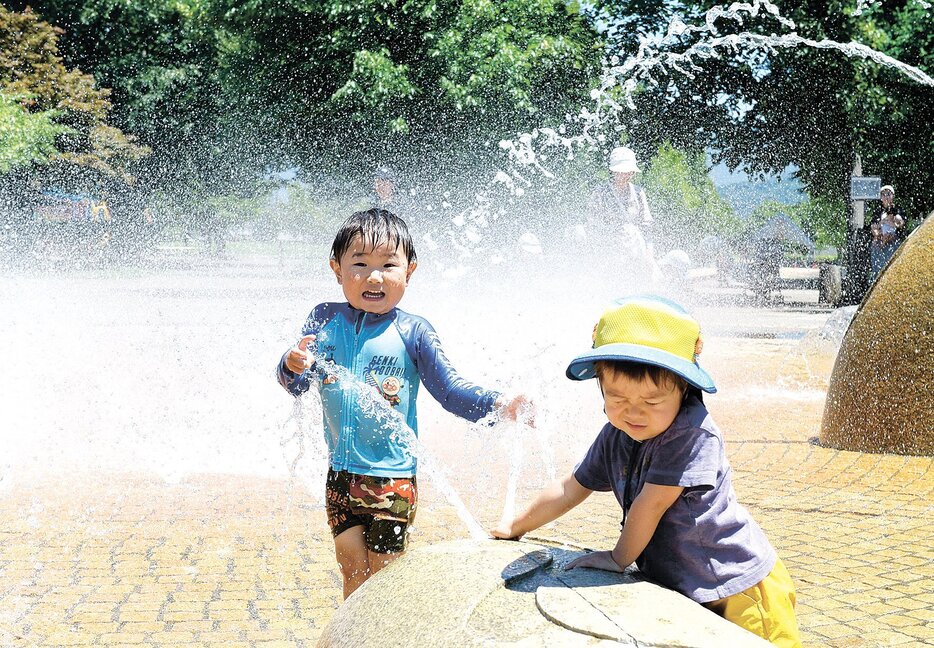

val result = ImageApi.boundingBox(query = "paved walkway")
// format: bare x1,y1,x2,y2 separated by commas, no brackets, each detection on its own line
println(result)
1,332,932,647
1,444,932,647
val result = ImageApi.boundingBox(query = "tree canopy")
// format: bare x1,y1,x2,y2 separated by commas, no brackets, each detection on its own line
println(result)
0,93,67,173
589,0,934,233
8,0,603,195
2,0,932,250
0,5,147,188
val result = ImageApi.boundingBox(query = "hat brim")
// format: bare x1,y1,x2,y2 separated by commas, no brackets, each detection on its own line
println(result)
609,162,640,173
566,343,717,393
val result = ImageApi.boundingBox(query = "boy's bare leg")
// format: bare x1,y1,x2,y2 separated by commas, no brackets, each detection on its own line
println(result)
334,526,371,599
367,549,401,577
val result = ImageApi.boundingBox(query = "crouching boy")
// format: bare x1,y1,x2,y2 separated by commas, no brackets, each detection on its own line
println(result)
492,295,800,647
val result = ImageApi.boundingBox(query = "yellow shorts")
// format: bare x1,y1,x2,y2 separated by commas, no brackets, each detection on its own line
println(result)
704,558,801,648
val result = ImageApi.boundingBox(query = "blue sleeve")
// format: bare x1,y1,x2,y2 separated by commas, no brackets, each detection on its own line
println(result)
398,315,500,422
276,304,328,397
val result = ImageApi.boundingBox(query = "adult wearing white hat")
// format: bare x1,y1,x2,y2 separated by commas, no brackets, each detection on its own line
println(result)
588,146,654,236
586,146,657,282
867,184,906,282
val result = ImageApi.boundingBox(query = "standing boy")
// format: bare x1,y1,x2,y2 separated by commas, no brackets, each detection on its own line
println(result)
492,295,800,647
279,208,529,599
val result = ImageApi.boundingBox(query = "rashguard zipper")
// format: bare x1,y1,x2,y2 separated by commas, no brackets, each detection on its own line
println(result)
343,310,366,468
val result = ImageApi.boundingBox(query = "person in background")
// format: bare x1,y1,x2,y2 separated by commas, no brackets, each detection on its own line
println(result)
867,184,906,281
367,164,441,252
371,165,397,210
588,146,654,248
587,146,660,284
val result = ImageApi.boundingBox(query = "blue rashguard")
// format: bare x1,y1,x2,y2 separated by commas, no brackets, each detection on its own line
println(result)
277,302,500,478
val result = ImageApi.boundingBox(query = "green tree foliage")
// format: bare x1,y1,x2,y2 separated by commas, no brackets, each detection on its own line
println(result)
0,93,69,172
17,0,603,190
640,143,743,251
213,0,603,183
8,0,929,254
589,0,933,244
3,0,258,231
4,1,219,144
850,0,934,227
0,5,147,186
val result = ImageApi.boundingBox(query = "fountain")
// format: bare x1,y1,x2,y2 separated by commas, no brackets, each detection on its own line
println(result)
1,2,933,648
820,214,934,455
314,3,934,646
318,540,771,647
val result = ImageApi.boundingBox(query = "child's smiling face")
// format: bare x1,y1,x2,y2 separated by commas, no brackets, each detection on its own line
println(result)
330,235,416,314
599,370,684,441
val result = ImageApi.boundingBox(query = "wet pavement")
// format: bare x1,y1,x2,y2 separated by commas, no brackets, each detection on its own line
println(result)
1,262,931,647
2,441,932,648
2,390,931,647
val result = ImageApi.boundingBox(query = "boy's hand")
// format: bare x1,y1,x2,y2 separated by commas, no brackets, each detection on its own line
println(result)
490,521,524,541
284,334,316,374
564,550,624,573
496,394,535,426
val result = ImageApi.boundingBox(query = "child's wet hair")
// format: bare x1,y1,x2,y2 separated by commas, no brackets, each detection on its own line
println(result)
331,209,417,264
594,360,689,395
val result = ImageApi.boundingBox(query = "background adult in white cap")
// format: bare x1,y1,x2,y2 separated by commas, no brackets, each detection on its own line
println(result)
588,146,654,236
586,146,658,280
867,184,906,281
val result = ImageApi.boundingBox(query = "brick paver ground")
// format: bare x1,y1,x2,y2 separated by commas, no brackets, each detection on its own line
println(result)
1,336,931,647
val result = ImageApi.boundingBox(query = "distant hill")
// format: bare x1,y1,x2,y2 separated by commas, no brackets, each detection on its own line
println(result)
716,178,805,218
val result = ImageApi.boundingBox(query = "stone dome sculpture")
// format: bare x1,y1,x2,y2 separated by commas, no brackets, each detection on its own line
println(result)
317,539,771,647
820,214,933,455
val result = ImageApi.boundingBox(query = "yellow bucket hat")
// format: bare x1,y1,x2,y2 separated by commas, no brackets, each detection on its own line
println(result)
566,295,716,393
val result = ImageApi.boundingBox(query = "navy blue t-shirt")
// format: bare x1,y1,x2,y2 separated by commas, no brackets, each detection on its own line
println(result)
574,394,776,603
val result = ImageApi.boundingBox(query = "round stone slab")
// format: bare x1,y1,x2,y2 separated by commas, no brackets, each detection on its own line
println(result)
317,539,771,647
538,557,773,646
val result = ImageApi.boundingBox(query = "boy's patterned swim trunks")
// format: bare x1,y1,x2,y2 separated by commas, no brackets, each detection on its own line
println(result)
325,469,418,554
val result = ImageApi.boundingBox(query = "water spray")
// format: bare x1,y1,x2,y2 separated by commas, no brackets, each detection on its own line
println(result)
498,0,934,192
290,347,492,540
